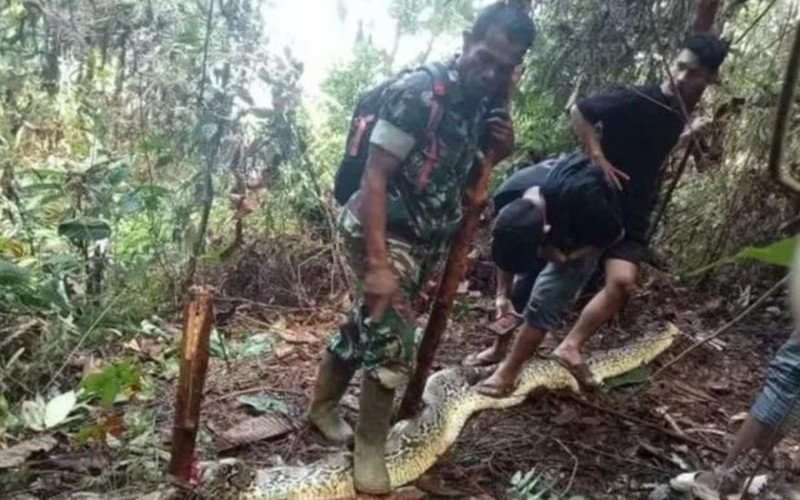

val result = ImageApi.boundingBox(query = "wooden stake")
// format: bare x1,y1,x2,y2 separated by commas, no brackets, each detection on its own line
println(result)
168,286,216,483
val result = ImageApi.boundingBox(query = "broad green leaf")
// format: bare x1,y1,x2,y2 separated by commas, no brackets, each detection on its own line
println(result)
0,259,29,286
58,218,111,243
737,237,797,267
686,237,798,277
44,390,76,429
602,366,650,391
80,362,141,406
237,395,289,415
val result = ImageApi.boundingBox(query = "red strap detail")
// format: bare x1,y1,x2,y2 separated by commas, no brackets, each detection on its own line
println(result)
347,115,375,156
432,82,446,96
416,132,439,193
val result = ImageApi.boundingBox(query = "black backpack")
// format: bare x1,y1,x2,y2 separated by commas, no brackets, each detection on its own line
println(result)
333,63,450,206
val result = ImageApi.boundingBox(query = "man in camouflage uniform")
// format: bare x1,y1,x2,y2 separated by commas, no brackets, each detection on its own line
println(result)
307,2,536,494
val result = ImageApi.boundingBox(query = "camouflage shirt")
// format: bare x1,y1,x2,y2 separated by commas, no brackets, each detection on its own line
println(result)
345,60,486,248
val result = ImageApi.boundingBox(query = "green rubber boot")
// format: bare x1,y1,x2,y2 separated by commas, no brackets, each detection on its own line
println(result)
353,375,395,495
307,351,356,444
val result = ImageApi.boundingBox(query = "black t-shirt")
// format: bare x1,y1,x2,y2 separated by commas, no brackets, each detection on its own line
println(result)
493,153,621,250
577,84,684,241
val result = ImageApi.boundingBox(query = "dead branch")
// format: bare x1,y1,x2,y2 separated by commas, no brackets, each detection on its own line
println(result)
566,394,727,455
645,276,787,389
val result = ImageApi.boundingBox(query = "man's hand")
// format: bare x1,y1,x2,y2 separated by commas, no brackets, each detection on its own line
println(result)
485,108,515,161
538,244,568,265
495,294,513,320
592,153,629,191
365,264,398,323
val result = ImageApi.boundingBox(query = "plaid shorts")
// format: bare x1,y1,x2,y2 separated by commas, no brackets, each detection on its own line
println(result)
751,333,800,430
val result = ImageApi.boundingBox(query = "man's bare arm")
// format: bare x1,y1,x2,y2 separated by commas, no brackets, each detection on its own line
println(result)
360,145,403,320
570,104,629,189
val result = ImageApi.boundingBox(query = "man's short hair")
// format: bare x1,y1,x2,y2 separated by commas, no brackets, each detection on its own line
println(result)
684,33,729,74
491,198,546,274
473,1,537,50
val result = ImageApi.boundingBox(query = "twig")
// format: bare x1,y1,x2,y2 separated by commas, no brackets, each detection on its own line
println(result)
733,0,779,46
547,434,578,496
565,394,727,455
644,276,787,388
204,384,303,406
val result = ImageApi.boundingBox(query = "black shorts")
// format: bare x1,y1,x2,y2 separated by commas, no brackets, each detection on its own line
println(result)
604,238,647,265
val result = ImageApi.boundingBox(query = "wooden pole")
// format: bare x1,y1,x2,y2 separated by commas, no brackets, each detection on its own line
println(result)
167,286,216,484
398,75,518,420
768,16,800,196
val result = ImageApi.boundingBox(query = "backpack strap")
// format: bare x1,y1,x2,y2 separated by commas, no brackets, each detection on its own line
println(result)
415,62,450,193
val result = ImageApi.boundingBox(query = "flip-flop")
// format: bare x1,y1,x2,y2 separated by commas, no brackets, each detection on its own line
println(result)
670,471,769,500
476,378,517,398
550,353,601,389
462,352,502,368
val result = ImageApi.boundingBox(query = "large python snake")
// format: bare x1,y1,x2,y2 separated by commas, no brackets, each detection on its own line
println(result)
196,324,680,499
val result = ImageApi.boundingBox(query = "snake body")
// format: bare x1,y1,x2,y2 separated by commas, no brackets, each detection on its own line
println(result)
199,325,679,499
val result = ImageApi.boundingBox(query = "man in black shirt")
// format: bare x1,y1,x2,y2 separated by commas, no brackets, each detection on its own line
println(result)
465,154,623,386
548,34,730,384
478,33,729,394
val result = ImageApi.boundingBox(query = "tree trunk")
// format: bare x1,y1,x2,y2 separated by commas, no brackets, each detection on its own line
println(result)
167,286,215,483
693,0,721,33
769,16,800,195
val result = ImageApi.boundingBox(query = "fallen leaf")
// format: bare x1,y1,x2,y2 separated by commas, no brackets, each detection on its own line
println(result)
138,338,163,359
45,391,77,429
123,339,141,353
20,396,47,431
730,412,749,424
275,346,296,359
217,415,292,450
0,436,57,469
82,356,102,377
276,329,317,344
237,395,290,416
414,474,469,497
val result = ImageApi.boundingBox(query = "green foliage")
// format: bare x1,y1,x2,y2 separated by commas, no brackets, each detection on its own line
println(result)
80,361,142,407
238,395,290,416
58,218,112,244
687,237,797,277
210,331,273,359
509,467,564,499
602,366,650,391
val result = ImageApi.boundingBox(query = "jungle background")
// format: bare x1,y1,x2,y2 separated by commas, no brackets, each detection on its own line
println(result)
1,0,800,498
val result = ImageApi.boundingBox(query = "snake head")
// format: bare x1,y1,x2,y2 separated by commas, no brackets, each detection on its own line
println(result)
195,458,255,497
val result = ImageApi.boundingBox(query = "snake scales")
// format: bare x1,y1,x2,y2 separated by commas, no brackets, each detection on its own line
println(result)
197,324,680,499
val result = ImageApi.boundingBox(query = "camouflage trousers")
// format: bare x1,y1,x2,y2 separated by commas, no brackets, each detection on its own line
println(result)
329,209,444,389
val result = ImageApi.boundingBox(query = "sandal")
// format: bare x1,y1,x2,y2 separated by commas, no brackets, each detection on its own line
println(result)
476,378,517,398
462,352,502,368
670,470,769,500
550,353,601,389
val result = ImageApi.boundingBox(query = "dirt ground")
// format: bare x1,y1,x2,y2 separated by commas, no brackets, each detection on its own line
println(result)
186,261,800,499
